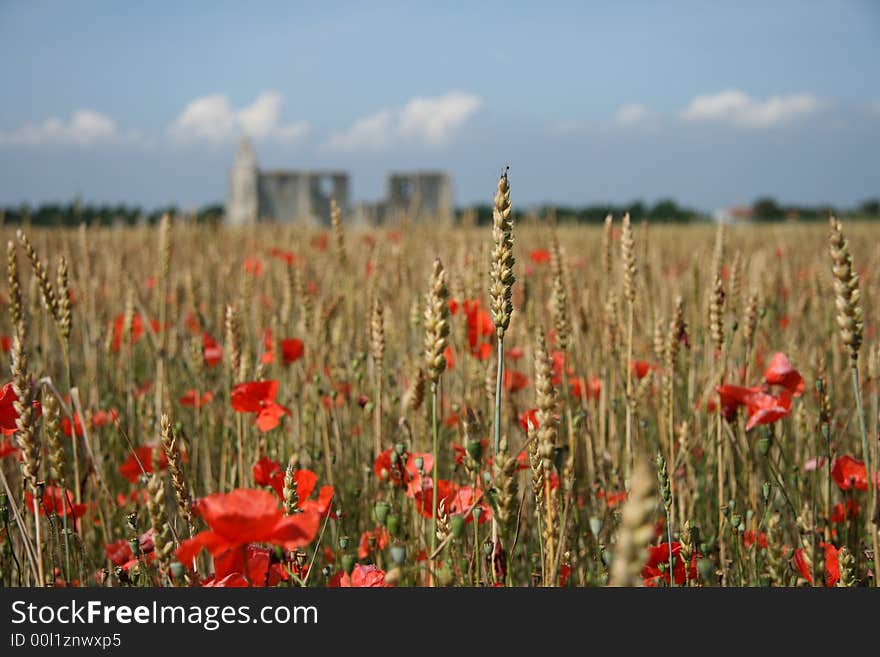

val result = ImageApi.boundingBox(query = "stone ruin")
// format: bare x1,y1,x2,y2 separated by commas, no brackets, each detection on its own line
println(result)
384,171,453,224
226,139,349,226
226,138,452,225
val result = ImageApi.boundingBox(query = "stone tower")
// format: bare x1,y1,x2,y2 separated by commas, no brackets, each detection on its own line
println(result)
226,138,258,225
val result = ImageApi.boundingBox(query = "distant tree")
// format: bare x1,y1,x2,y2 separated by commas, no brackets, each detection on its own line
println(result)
752,197,783,221
859,198,880,216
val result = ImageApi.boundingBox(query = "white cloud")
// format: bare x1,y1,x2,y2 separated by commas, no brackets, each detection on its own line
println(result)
680,90,821,128
0,109,132,147
323,92,482,152
613,103,653,127
169,91,310,144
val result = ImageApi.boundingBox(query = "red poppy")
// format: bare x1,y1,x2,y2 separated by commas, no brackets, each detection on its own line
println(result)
570,376,602,400
0,382,42,436
519,408,539,431
267,247,296,265
444,345,455,370
202,332,222,367
236,544,291,587
448,298,459,315
472,342,493,361
358,527,391,559
61,413,84,437
503,370,529,393
311,233,329,252
831,455,878,492
175,489,321,580
104,539,134,567
372,449,434,492
91,409,118,427
742,531,768,549
104,531,154,567
230,380,291,432
506,346,524,361
464,299,494,350
794,543,840,586
111,313,159,352
280,338,304,364
715,384,792,430
1,335,11,352
252,458,334,517
180,390,214,408
642,542,697,587
413,479,491,524
243,256,264,276
530,249,552,264
119,446,170,484
25,486,86,519
596,490,627,509
201,573,250,587
830,500,859,523
743,389,792,431
329,564,389,587
763,352,804,396
632,360,654,380
558,563,572,587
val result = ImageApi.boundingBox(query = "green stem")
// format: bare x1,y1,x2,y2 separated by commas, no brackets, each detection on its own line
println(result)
430,382,439,587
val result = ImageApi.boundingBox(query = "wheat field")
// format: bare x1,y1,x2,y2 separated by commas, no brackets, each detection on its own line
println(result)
1,178,878,587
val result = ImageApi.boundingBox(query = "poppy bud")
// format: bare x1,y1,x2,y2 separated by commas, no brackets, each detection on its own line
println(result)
341,554,356,575
589,516,602,536
386,514,401,537
338,536,350,551
390,544,406,565
758,307,766,318
374,501,390,525
389,451,399,465
697,557,714,582
762,482,771,501
357,395,369,408
170,561,185,580
731,514,741,529
395,442,406,456
466,439,483,463
450,515,465,539
472,507,482,523
414,456,424,472
601,549,611,566
758,433,772,456
365,402,375,414
129,537,140,557
321,566,332,578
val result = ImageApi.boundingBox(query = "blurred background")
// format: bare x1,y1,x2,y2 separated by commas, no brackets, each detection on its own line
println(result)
0,0,877,224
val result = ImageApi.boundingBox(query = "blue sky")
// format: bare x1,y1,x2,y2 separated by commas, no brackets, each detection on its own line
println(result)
1,1,878,211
